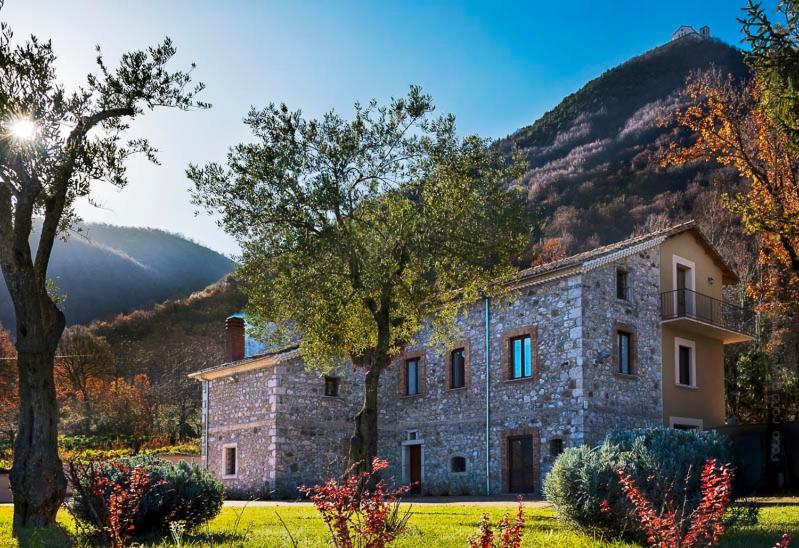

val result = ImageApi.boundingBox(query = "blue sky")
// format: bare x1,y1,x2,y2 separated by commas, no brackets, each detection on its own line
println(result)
6,1,774,255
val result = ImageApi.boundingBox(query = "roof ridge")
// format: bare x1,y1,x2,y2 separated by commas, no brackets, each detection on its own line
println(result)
518,220,696,280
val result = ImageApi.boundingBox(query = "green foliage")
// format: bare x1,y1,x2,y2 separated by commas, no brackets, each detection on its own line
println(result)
543,427,731,539
743,0,799,149
189,86,532,370
70,455,223,535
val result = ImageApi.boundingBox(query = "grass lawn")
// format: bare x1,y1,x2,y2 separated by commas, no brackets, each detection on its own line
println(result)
0,501,797,547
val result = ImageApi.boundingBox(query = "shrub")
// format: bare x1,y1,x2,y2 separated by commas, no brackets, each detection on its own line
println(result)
614,458,733,546
70,455,224,536
543,427,731,538
67,461,162,548
299,457,412,548
467,497,525,548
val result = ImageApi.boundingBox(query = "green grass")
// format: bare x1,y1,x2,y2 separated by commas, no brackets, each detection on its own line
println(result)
0,502,797,547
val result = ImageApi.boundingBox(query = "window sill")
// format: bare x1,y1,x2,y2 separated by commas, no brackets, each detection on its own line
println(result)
504,375,536,384
613,372,638,380
321,395,345,401
675,383,698,390
400,393,424,399
446,386,468,392
449,471,468,476
222,475,238,480
616,298,633,306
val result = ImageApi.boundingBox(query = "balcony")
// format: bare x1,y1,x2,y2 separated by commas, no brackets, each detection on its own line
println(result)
660,289,755,344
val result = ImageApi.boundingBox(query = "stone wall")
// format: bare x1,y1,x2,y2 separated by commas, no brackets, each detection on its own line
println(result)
206,366,277,498
202,245,667,498
205,357,362,498
377,273,585,495
580,247,663,446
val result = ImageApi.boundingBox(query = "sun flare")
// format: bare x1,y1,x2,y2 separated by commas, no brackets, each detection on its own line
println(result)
8,117,37,141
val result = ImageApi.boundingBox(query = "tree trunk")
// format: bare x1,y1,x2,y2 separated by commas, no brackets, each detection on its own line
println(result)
11,345,67,532
349,361,381,472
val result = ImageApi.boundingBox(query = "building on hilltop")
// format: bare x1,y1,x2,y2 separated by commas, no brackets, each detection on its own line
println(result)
672,25,710,42
190,221,753,498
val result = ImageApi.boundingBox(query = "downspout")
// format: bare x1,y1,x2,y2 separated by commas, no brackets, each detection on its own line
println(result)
202,380,209,470
484,296,491,495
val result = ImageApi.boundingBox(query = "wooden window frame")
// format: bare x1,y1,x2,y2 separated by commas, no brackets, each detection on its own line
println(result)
612,322,637,377
444,340,471,391
398,350,426,397
501,325,537,382
616,268,630,301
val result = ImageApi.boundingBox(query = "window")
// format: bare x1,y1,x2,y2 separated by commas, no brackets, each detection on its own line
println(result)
549,439,564,459
324,376,340,397
450,348,466,389
674,337,696,387
450,456,466,473
618,331,632,374
223,445,237,477
616,269,629,300
669,416,703,430
510,335,532,379
678,345,692,385
405,358,421,396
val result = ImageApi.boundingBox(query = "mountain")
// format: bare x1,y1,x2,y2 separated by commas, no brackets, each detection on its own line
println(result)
0,222,235,331
498,34,750,249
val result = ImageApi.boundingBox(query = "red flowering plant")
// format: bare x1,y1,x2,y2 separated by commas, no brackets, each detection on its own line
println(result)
608,458,733,547
299,457,413,548
67,460,163,548
467,497,525,548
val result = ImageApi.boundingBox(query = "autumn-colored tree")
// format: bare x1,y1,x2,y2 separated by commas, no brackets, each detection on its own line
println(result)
663,70,799,315
530,238,569,268
87,374,155,438
0,325,17,444
55,326,114,434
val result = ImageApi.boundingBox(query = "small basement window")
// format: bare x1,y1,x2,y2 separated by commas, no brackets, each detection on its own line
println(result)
450,456,466,473
549,439,564,458
324,376,340,397
223,445,237,477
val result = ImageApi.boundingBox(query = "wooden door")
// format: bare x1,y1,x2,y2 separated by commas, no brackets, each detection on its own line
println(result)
508,436,535,493
409,445,421,494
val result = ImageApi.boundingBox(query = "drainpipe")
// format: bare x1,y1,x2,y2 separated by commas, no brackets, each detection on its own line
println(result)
202,380,209,470
484,296,491,496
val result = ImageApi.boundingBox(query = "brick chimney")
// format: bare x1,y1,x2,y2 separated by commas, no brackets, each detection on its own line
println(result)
225,315,246,362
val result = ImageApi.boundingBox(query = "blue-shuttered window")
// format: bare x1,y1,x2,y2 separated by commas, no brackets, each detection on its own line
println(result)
510,335,532,379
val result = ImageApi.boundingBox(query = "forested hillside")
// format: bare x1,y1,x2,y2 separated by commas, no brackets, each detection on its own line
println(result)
498,35,750,248
0,222,235,331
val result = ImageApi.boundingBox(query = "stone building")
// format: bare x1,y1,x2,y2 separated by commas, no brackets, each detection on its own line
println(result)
190,221,753,497
671,25,711,42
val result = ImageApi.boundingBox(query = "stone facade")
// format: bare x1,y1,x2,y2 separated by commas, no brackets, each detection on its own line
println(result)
192,223,744,498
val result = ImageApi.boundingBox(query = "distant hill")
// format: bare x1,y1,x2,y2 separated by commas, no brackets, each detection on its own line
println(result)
497,35,750,249
0,222,235,331
91,278,246,380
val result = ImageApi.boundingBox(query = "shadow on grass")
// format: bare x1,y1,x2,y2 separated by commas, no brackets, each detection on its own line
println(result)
14,524,73,548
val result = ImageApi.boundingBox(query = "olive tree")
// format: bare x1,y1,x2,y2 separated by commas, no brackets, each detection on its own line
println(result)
0,4,207,530
189,87,531,469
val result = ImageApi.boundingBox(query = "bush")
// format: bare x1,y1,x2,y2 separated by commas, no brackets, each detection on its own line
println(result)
543,427,731,539
70,455,223,536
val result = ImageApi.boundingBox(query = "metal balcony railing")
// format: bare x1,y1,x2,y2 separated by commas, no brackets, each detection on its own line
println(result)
660,289,755,337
